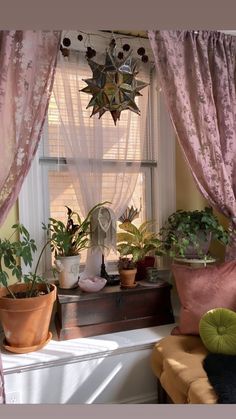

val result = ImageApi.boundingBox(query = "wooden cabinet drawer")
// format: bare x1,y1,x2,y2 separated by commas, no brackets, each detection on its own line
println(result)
55,281,174,340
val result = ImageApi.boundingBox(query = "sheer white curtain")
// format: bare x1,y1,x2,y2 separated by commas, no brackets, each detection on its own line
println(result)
53,50,150,276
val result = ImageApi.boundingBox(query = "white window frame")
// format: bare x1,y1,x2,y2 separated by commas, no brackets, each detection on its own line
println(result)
19,42,176,276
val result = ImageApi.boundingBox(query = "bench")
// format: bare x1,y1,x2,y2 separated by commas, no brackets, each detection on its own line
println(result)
151,335,217,404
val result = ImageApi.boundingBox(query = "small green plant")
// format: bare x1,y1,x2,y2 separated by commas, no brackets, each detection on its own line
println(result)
159,207,229,258
117,257,137,271
0,224,50,299
43,202,108,257
117,220,164,263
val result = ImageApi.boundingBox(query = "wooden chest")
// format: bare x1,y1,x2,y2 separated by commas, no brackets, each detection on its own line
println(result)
55,280,174,340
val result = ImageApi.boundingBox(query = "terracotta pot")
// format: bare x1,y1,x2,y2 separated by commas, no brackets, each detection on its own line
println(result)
119,269,137,286
0,282,57,353
54,255,80,289
135,256,155,281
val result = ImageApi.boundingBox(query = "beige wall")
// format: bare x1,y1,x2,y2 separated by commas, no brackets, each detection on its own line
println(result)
0,203,19,239
176,141,207,211
0,203,19,285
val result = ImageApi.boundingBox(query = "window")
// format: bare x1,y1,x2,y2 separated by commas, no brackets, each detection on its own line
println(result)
19,32,176,276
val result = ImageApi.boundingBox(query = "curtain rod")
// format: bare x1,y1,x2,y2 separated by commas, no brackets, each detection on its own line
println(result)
100,30,149,40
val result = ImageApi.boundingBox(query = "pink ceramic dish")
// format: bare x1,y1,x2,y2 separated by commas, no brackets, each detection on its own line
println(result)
78,276,107,292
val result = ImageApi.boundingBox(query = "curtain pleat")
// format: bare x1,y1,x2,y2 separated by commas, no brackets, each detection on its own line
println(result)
149,30,236,259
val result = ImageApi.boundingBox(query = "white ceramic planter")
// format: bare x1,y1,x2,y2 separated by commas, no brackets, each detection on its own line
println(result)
54,255,81,289
181,231,212,258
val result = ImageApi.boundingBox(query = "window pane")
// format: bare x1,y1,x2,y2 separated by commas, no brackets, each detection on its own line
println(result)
44,62,149,161
48,169,148,265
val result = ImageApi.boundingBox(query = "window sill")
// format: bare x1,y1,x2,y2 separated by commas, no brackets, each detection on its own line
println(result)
1,322,176,375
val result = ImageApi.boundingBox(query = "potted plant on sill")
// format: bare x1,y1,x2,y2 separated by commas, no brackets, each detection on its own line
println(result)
117,216,164,281
159,206,229,259
117,257,137,288
0,223,56,354
43,203,107,289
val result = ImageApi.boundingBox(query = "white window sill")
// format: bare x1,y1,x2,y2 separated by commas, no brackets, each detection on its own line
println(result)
1,322,176,375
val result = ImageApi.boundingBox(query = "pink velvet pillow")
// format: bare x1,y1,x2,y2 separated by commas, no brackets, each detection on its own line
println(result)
171,260,236,335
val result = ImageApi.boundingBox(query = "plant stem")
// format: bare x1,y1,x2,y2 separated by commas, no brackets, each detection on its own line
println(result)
34,239,52,276
6,285,16,299
28,239,52,297
7,225,19,241
0,258,16,299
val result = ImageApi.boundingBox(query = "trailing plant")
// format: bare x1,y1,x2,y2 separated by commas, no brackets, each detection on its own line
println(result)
0,223,50,299
117,220,164,263
43,202,108,258
159,207,229,258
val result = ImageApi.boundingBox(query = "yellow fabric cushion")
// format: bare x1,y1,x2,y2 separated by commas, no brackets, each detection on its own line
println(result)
151,335,217,404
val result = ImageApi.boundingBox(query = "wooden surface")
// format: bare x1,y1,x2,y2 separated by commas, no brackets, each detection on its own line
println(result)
55,280,175,340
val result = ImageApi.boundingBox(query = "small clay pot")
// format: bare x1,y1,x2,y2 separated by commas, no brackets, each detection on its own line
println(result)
119,269,137,287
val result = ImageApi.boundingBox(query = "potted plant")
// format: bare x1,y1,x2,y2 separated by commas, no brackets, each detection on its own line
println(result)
117,219,164,281
0,223,56,354
43,203,107,289
117,257,137,288
159,206,229,259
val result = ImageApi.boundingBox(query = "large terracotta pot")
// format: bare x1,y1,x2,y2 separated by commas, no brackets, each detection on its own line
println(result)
54,254,81,289
0,282,57,353
119,269,137,287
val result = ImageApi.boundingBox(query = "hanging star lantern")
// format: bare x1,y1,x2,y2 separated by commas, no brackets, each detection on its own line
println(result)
80,41,149,125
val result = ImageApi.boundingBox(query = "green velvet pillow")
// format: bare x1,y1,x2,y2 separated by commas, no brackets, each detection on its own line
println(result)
199,308,236,355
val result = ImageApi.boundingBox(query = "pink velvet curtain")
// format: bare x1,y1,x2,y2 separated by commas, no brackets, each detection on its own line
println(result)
148,30,236,259
0,30,61,403
0,30,61,226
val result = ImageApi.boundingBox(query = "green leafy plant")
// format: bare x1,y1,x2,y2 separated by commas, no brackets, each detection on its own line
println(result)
0,223,50,299
116,220,164,265
159,207,229,258
43,202,108,257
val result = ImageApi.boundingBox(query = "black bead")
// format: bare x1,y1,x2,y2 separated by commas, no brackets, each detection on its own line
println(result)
142,54,149,63
118,51,124,60
123,43,130,51
137,47,145,56
63,37,71,47
60,47,70,57
86,50,94,59
77,34,83,41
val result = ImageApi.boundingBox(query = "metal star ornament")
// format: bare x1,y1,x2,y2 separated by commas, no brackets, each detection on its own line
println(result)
80,42,149,125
